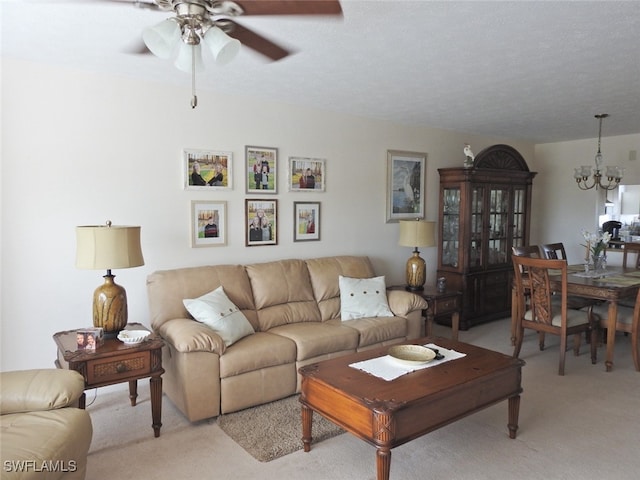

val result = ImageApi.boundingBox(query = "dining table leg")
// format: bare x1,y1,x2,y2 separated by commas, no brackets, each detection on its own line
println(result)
605,300,618,372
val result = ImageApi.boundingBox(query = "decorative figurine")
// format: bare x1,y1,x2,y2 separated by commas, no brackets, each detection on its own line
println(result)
463,143,475,168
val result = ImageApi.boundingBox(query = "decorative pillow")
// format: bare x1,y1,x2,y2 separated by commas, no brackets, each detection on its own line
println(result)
339,275,394,321
183,286,255,347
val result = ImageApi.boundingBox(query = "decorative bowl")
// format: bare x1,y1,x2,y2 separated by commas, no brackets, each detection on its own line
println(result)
387,345,436,366
117,330,150,345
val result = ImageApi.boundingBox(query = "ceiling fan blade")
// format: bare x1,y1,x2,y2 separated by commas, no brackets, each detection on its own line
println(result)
226,21,292,61
235,1,342,16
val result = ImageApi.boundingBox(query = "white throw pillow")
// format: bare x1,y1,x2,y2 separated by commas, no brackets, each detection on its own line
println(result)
339,275,394,321
183,286,254,347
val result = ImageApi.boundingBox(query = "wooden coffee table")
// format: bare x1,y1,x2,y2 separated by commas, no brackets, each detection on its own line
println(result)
299,337,524,480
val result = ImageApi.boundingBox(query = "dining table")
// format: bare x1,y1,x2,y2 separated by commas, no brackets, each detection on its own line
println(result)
511,265,640,372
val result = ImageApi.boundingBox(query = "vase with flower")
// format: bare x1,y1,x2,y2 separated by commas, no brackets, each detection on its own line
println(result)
582,230,612,273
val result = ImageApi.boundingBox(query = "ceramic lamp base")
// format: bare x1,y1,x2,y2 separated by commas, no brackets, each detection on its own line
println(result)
93,274,128,337
405,249,426,291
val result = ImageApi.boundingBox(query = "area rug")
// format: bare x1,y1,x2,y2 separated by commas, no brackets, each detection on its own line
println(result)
216,395,344,462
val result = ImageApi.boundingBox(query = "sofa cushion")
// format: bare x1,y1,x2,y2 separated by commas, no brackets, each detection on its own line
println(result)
147,264,258,331
306,256,376,320
269,322,359,361
219,332,296,378
339,316,407,348
183,286,255,347
246,259,321,330
339,275,393,320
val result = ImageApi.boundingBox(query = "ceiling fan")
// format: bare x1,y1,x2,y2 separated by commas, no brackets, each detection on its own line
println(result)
103,0,343,107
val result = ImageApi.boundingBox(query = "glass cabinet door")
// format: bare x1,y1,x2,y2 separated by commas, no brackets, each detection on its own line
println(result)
511,187,526,250
470,186,484,267
441,187,460,267
487,187,509,266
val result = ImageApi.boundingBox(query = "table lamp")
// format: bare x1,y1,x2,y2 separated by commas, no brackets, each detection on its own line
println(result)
76,221,144,337
398,219,436,291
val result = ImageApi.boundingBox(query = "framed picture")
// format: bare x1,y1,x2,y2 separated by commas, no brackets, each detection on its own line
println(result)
293,201,321,242
386,150,427,223
245,199,277,246
288,157,326,192
184,148,232,190
191,200,227,247
246,146,277,194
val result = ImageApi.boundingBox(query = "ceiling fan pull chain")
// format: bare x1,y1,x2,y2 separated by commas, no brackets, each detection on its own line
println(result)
190,45,198,109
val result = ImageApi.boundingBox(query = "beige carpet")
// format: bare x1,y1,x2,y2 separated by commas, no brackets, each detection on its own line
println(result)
86,317,640,480
217,395,344,462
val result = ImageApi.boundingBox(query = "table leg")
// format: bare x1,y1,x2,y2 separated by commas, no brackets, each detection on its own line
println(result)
507,395,520,439
150,375,163,437
129,380,138,406
78,392,86,409
301,404,313,452
375,447,392,480
451,311,460,341
424,310,434,337
605,301,618,372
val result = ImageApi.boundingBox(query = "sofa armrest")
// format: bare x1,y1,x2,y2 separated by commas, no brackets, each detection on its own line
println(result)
0,369,85,415
156,318,226,355
387,289,428,317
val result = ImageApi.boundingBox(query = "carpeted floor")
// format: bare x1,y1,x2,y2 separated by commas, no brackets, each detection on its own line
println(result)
217,395,344,462
86,317,640,480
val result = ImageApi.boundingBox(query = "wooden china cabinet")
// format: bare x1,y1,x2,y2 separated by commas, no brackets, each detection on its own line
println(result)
437,145,536,330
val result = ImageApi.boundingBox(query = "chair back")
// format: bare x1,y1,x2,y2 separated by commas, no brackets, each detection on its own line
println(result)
512,245,541,257
512,255,567,326
540,243,567,260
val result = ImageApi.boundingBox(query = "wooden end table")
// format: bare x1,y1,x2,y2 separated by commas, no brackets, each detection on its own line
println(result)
53,322,165,437
388,285,462,340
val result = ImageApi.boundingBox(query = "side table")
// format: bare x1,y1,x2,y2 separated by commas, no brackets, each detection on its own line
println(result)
53,322,165,437
389,285,462,340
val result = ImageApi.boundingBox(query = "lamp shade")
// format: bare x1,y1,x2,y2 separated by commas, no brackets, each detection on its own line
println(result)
174,43,205,73
76,225,144,270
204,26,241,65
398,220,436,248
142,18,181,59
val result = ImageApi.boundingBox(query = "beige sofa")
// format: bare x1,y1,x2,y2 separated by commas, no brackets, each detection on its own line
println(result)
147,256,427,422
0,369,93,480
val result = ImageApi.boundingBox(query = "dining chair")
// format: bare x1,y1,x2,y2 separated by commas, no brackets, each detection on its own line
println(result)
540,242,602,313
539,242,567,260
590,289,640,371
510,245,541,345
511,255,598,375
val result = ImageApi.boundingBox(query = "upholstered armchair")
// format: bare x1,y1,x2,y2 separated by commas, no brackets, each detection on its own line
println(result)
0,369,93,479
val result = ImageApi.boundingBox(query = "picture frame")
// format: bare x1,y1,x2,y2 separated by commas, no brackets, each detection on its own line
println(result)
191,200,227,247
386,150,427,223
288,157,326,192
245,199,278,246
245,146,277,194
293,201,321,242
184,148,232,190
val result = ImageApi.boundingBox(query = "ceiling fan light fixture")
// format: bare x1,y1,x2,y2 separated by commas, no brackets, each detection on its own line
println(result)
142,18,180,59
204,26,241,65
174,43,205,73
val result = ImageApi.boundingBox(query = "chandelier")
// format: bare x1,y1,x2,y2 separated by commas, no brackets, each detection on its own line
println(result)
574,114,624,191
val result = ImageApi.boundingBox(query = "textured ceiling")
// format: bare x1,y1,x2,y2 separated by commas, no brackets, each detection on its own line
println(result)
2,0,640,143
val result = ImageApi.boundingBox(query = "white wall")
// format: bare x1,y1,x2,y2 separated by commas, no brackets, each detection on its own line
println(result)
1,59,536,371
533,134,640,265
